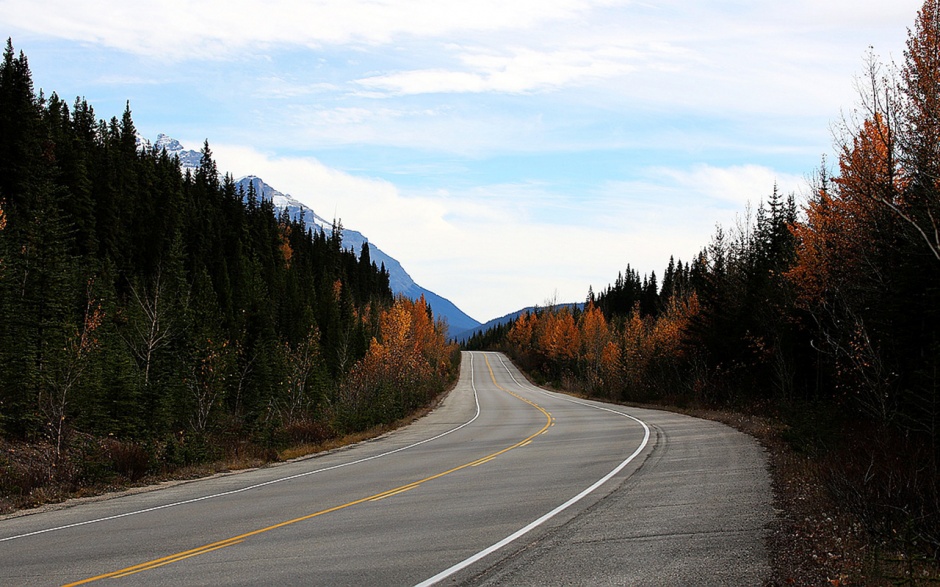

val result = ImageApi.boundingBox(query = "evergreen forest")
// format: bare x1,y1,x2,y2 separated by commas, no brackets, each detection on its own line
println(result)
468,1,940,571
0,39,458,508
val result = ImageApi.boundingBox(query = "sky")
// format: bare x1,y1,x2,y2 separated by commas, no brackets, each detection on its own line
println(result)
0,0,925,323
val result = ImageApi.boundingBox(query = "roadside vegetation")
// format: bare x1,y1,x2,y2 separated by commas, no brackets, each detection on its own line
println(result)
467,2,940,584
0,39,459,513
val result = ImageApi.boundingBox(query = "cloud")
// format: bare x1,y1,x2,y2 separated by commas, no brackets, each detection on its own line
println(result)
236,102,551,157
0,0,611,60
254,77,338,99
208,143,457,258
356,45,645,95
653,164,805,208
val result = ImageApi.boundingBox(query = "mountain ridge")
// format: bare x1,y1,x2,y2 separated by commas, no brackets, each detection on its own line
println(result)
147,135,481,336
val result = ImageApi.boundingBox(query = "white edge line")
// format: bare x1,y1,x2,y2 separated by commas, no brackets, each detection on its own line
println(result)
413,353,651,587
0,353,483,543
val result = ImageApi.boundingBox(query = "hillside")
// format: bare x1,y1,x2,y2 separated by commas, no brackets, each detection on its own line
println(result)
147,136,480,336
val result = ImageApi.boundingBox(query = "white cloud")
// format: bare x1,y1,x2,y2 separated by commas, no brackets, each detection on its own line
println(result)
254,77,338,99
654,164,805,208
0,0,613,59
209,143,458,263
356,45,644,95
239,102,550,157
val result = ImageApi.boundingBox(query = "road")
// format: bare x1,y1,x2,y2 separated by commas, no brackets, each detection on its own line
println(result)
0,351,772,586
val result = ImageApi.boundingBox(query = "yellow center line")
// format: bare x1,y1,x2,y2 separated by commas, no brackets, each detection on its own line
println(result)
471,456,497,467
110,540,246,579
64,353,551,586
369,485,418,501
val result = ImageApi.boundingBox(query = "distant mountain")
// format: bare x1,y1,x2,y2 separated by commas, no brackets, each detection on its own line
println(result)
139,133,204,169
453,302,584,343
149,136,481,336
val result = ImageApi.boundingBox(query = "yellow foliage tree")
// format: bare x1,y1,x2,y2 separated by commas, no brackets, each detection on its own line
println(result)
578,303,611,392
340,295,455,429
507,311,534,352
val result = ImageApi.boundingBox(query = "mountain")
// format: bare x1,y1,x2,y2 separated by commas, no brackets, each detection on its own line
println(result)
150,136,481,336
139,133,204,170
453,302,585,343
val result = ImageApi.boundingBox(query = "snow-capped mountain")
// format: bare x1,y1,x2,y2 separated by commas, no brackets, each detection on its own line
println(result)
148,133,204,169
152,136,481,337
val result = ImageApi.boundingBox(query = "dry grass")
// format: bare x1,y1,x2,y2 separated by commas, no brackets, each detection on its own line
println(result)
278,395,444,462
0,391,450,518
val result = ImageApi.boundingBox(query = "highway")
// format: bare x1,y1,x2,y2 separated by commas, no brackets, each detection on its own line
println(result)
0,351,772,586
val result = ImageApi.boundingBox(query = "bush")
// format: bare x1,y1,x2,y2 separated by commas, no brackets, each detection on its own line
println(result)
278,418,335,446
104,438,152,482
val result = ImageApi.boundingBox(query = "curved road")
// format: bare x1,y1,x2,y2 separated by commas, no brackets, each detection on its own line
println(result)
0,352,772,586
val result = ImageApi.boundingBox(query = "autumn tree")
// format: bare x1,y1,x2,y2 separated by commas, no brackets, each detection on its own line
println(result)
339,296,455,430
578,302,612,394
506,311,534,356
784,1,940,552
535,308,579,380
899,0,940,261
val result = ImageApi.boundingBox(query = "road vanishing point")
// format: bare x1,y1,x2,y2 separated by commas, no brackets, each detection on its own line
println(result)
0,351,772,586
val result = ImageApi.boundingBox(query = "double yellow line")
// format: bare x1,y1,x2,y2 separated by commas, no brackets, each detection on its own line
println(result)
65,354,551,586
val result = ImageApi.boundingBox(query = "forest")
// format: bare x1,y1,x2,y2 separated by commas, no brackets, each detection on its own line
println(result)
467,1,940,575
0,39,458,509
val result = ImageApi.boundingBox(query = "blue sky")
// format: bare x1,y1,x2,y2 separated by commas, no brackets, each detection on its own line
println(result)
0,0,923,322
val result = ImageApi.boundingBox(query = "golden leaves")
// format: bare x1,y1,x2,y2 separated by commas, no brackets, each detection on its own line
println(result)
278,222,293,268
343,295,456,417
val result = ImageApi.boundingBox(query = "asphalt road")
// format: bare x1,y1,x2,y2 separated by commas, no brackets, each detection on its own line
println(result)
0,351,772,586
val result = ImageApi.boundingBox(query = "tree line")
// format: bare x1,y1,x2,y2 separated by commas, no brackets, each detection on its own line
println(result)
473,1,940,559
0,39,457,503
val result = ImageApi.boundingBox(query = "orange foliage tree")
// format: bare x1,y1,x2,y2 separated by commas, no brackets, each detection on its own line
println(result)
339,295,456,430
899,0,940,261
277,221,294,268
578,302,612,394
789,112,899,311
501,295,699,401
507,311,534,354
537,308,579,367
789,0,940,431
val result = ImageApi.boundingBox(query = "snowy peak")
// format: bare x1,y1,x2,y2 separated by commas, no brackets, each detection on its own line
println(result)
154,133,184,153
152,133,202,170
236,175,329,229
232,176,401,287
135,133,152,152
